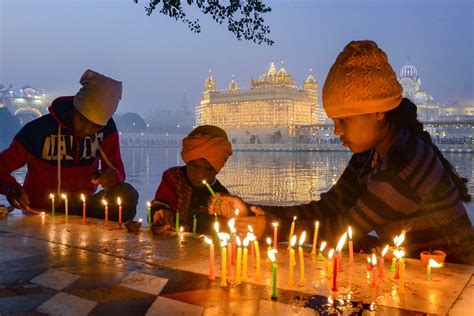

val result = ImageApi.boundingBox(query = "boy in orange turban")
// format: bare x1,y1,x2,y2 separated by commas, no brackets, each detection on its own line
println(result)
150,125,233,234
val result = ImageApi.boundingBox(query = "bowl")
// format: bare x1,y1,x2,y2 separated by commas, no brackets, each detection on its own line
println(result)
420,250,446,266
125,220,142,233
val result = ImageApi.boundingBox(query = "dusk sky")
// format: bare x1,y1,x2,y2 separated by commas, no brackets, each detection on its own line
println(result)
1,0,472,117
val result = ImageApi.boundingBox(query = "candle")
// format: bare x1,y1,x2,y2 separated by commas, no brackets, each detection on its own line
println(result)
49,193,55,216
175,211,180,235
242,237,249,281
266,237,272,266
254,234,261,280
203,180,220,203
220,240,227,287
348,226,354,266
331,254,338,292
219,232,232,279
102,199,108,227
287,216,296,250
40,212,46,225
227,237,233,277
204,237,215,281
427,258,442,281
268,249,278,300
61,194,68,219
272,222,278,249
192,214,197,238
317,241,327,261
379,244,389,279
147,201,152,227
398,250,406,294
81,194,86,224
336,232,347,272
288,235,297,286
390,256,397,272
311,221,319,255
248,226,255,257
393,249,403,279
117,197,122,229
235,236,242,284
214,220,219,245
327,248,335,278
298,231,306,286
370,253,377,288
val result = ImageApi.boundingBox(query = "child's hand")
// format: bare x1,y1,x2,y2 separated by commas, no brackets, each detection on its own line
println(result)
235,206,267,240
208,193,249,218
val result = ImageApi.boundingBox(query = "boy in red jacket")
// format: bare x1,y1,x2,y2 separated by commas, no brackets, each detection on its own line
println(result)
0,69,138,221
151,125,232,235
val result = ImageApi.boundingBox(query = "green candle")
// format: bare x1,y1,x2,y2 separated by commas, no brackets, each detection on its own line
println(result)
175,212,180,235
147,202,151,227
390,257,397,272
49,193,55,216
192,214,197,238
268,250,278,300
203,180,220,204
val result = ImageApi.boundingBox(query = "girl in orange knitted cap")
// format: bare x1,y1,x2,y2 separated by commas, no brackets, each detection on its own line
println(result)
150,125,233,235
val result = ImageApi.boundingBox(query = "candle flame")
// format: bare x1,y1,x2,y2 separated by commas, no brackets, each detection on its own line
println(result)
228,218,235,229
49,193,54,199
81,193,85,202
266,237,272,246
348,226,352,240
394,249,405,259
138,218,143,223
315,221,319,228
328,296,333,305
61,193,67,199
204,236,213,245
235,209,239,217
336,232,348,252
272,222,278,228
102,199,107,206
220,240,227,247
290,235,297,248
179,226,184,233
243,237,250,247
218,232,230,241
299,231,306,246
247,232,256,241
328,248,335,260
394,230,406,247
147,201,151,207
292,216,297,221
202,180,207,184
268,249,276,262
248,225,254,233
381,244,389,257
428,258,443,268
367,256,371,264
236,236,241,247
214,221,219,233
40,212,46,216
320,241,327,252
372,253,377,266
117,197,121,206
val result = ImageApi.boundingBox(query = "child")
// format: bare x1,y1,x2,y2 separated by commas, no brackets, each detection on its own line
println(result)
150,125,233,235
210,40,474,265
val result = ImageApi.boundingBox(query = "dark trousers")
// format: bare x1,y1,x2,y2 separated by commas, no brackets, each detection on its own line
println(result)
56,183,138,222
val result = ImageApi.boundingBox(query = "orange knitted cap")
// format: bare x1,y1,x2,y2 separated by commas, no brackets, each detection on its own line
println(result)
322,40,402,119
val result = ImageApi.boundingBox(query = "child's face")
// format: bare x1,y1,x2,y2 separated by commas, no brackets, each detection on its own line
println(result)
186,159,217,188
332,112,386,153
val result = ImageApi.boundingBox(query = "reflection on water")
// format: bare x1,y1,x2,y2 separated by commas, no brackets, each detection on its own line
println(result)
5,147,474,221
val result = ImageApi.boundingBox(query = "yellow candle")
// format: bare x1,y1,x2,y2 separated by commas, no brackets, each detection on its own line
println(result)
287,216,296,250
427,258,442,281
298,231,306,286
242,237,249,281
288,235,297,286
49,193,55,216
254,238,261,280
235,236,242,284
311,221,319,255
327,248,335,278
399,258,406,294
61,194,68,220
220,240,227,287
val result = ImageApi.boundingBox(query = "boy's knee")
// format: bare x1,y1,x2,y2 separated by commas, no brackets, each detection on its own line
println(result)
110,183,139,205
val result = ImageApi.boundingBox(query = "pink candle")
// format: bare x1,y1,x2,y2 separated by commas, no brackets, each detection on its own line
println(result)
102,200,108,227
348,226,354,266
379,245,389,279
205,237,215,281
117,197,122,229
272,222,278,249
335,232,347,272
227,240,232,277
370,253,377,288
332,255,338,292
81,194,86,224
337,252,343,272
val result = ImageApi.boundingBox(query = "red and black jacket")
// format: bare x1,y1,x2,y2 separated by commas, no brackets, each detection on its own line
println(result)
0,96,125,210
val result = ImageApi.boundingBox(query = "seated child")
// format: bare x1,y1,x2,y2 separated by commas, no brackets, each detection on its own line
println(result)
150,125,233,235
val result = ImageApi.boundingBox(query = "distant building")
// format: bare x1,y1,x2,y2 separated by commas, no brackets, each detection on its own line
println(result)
147,93,195,133
196,63,321,144
0,84,49,125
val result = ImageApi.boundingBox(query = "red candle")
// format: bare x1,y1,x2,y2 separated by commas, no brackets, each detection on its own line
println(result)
102,199,108,227
379,245,389,279
81,194,86,224
227,239,232,277
335,232,347,272
205,237,215,281
370,253,377,288
332,255,338,292
117,197,122,229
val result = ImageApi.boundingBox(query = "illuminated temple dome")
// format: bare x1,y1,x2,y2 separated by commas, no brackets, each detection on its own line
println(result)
400,61,418,79
196,63,321,144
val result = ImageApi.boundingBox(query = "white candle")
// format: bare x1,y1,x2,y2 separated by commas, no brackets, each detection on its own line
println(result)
311,221,319,255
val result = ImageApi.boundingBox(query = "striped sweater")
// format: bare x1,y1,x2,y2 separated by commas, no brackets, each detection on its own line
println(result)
260,129,474,265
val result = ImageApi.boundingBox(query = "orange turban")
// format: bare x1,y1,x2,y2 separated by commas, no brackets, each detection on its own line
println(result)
181,134,233,173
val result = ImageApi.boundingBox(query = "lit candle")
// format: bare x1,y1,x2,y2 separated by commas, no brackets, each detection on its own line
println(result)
192,214,197,238
311,221,319,256
266,237,272,266
220,240,227,287
254,233,261,280
327,248,335,278
40,212,46,225
427,258,442,281
398,250,406,294
219,232,232,279
272,222,278,249
317,241,327,261
288,235,297,286
242,237,249,281
287,216,296,250
348,226,354,266
391,231,406,272
102,199,108,227
81,194,86,224
175,211,180,235
61,194,68,220
298,231,306,286
370,253,377,288
379,245,389,279
203,180,220,203
227,236,233,277
117,197,122,229
49,193,55,216
214,214,219,243
235,236,242,284
147,201,151,227
331,254,338,292
336,232,347,272
268,249,278,300
248,226,255,258
204,236,215,281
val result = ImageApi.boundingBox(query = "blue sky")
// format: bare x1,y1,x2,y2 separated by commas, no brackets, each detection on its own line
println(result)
1,0,472,116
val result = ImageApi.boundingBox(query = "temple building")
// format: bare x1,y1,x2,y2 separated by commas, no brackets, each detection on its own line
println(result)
196,63,320,144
